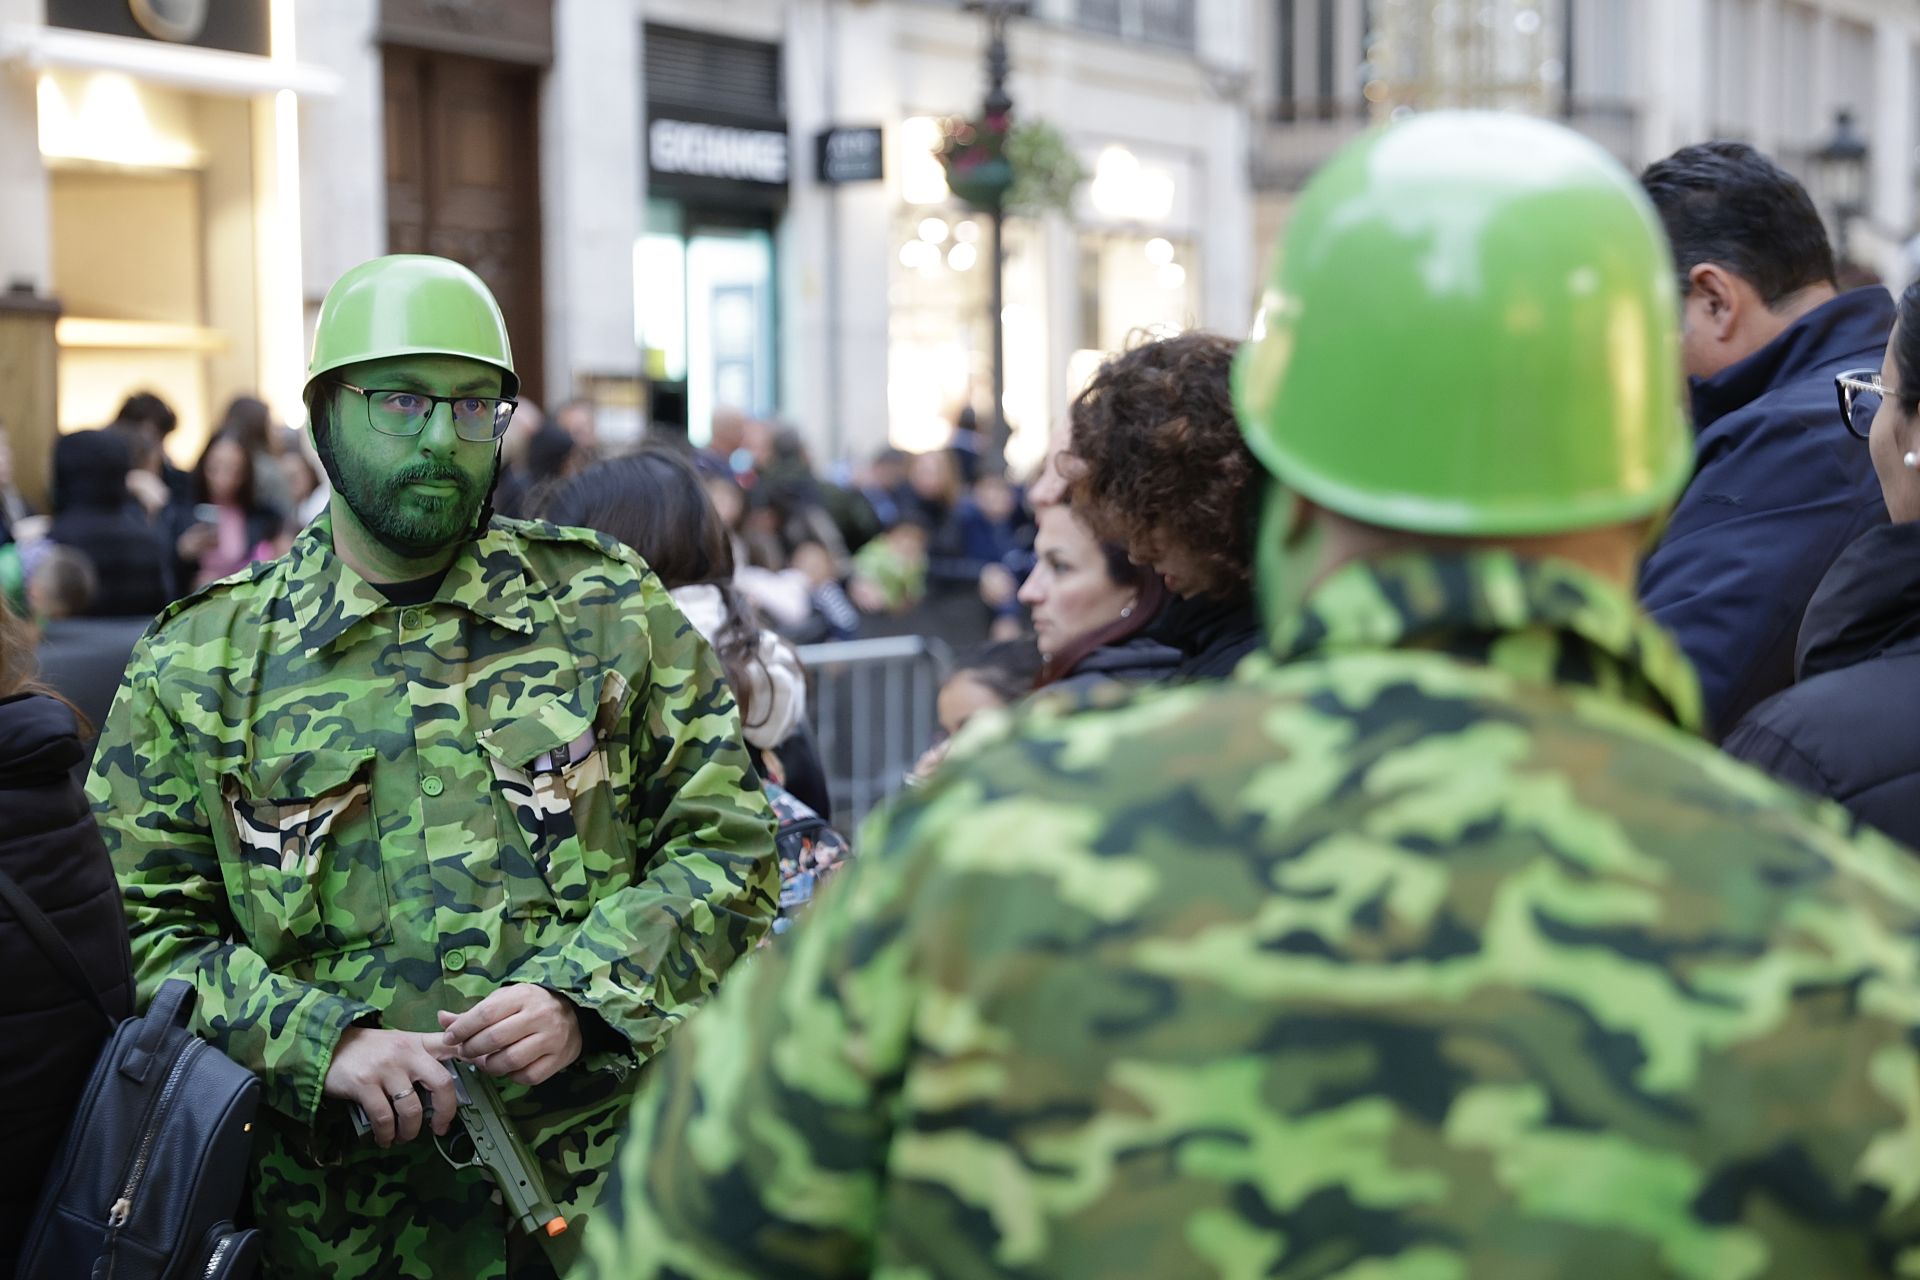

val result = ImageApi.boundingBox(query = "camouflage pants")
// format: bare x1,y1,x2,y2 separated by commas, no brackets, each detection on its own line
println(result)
250,1122,596,1279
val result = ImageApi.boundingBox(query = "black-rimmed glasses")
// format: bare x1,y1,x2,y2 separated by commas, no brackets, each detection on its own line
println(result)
335,381,517,443
1835,368,1883,441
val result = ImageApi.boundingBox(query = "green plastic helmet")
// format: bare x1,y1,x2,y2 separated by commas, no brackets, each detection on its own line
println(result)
1233,111,1692,536
306,254,517,399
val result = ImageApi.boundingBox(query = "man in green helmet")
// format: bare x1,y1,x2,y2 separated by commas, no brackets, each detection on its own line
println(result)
567,115,1920,1279
90,255,779,1278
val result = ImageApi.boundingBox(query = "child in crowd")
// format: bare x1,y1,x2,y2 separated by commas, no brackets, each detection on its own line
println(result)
850,516,930,614
910,637,1043,782
791,541,860,640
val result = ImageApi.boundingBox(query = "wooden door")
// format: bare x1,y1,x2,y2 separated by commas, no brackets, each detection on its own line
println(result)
384,47,545,403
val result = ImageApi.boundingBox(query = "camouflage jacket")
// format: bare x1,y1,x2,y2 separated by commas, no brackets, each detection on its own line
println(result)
91,513,778,1279
573,551,1920,1280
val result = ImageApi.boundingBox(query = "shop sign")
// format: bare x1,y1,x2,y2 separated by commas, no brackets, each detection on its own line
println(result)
649,118,789,187
816,126,884,185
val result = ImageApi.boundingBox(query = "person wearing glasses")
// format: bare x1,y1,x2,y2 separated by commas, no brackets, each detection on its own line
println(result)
1723,285,1920,847
87,255,779,1278
1636,142,1892,739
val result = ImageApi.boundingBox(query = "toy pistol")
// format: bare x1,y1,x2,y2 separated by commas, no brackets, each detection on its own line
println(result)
351,1059,568,1238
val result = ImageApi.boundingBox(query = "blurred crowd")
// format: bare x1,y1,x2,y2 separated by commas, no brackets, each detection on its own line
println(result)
0,394,326,736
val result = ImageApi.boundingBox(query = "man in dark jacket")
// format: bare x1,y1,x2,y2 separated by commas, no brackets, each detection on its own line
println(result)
111,390,193,510
1638,141,1890,737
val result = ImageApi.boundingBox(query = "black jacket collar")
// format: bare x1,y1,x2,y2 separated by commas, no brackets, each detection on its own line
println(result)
1796,521,1920,679
1690,287,1896,431
1145,591,1264,679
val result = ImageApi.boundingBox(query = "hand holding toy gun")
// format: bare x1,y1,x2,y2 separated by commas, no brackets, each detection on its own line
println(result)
352,1059,568,1238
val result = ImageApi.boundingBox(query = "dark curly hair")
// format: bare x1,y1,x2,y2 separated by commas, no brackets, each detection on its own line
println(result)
1066,331,1256,600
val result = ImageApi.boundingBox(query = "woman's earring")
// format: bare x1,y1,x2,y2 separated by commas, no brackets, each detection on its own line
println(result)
1906,451,1920,471
1119,604,1134,619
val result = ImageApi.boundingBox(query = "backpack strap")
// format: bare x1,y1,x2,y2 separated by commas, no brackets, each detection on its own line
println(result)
0,864,120,1034
122,979,194,1083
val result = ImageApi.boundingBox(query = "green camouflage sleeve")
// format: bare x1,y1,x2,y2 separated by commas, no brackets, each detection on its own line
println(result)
90,636,377,1126
569,794,923,1280
506,592,780,1062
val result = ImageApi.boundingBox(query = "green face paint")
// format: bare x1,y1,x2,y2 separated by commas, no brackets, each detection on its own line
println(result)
321,354,501,561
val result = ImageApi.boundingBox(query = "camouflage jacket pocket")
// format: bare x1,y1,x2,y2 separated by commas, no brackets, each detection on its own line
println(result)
216,747,395,967
478,670,634,920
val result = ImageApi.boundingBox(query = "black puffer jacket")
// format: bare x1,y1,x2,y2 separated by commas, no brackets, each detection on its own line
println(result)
1050,634,1185,697
0,692,135,1273
1143,592,1265,682
1724,522,1920,847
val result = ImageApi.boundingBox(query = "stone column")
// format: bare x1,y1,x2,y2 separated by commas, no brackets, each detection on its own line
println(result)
0,291,61,510
0,0,57,506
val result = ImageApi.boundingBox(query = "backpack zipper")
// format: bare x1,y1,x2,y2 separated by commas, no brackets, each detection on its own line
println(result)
202,1233,234,1278
107,1040,204,1231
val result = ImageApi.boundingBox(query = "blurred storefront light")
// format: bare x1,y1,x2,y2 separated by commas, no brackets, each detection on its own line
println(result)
918,216,950,244
36,71,202,168
947,242,978,271
1089,144,1176,222
898,116,950,205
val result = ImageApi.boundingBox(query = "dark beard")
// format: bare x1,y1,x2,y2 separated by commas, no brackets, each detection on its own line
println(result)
315,428,484,560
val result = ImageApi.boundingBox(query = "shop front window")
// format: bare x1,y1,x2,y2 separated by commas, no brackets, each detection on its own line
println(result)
886,209,1049,468
637,197,777,445
42,68,275,464
1068,230,1198,399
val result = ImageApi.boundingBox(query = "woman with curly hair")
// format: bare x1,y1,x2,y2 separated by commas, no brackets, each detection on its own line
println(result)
1066,331,1265,680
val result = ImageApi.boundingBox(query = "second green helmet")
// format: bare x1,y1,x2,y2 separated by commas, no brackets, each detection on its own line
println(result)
306,254,518,400
1233,111,1692,536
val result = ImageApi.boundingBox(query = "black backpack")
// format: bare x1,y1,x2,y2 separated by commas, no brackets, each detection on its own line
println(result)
0,868,262,1279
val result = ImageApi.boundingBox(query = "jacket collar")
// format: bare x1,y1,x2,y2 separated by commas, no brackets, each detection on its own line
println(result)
1796,521,1920,678
288,512,536,655
1270,551,1704,733
1146,590,1262,658
0,692,83,781
1689,286,1895,431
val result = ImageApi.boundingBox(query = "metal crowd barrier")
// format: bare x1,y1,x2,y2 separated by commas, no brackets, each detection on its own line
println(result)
796,635,953,834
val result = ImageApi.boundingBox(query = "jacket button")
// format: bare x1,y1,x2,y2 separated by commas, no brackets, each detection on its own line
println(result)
421,775,444,797
445,949,466,972
401,608,425,630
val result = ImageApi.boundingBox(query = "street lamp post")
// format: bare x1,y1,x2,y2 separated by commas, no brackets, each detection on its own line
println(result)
962,0,1028,471
1817,108,1870,266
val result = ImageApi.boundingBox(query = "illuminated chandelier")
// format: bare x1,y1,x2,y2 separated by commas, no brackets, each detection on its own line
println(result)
1365,0,1566,121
